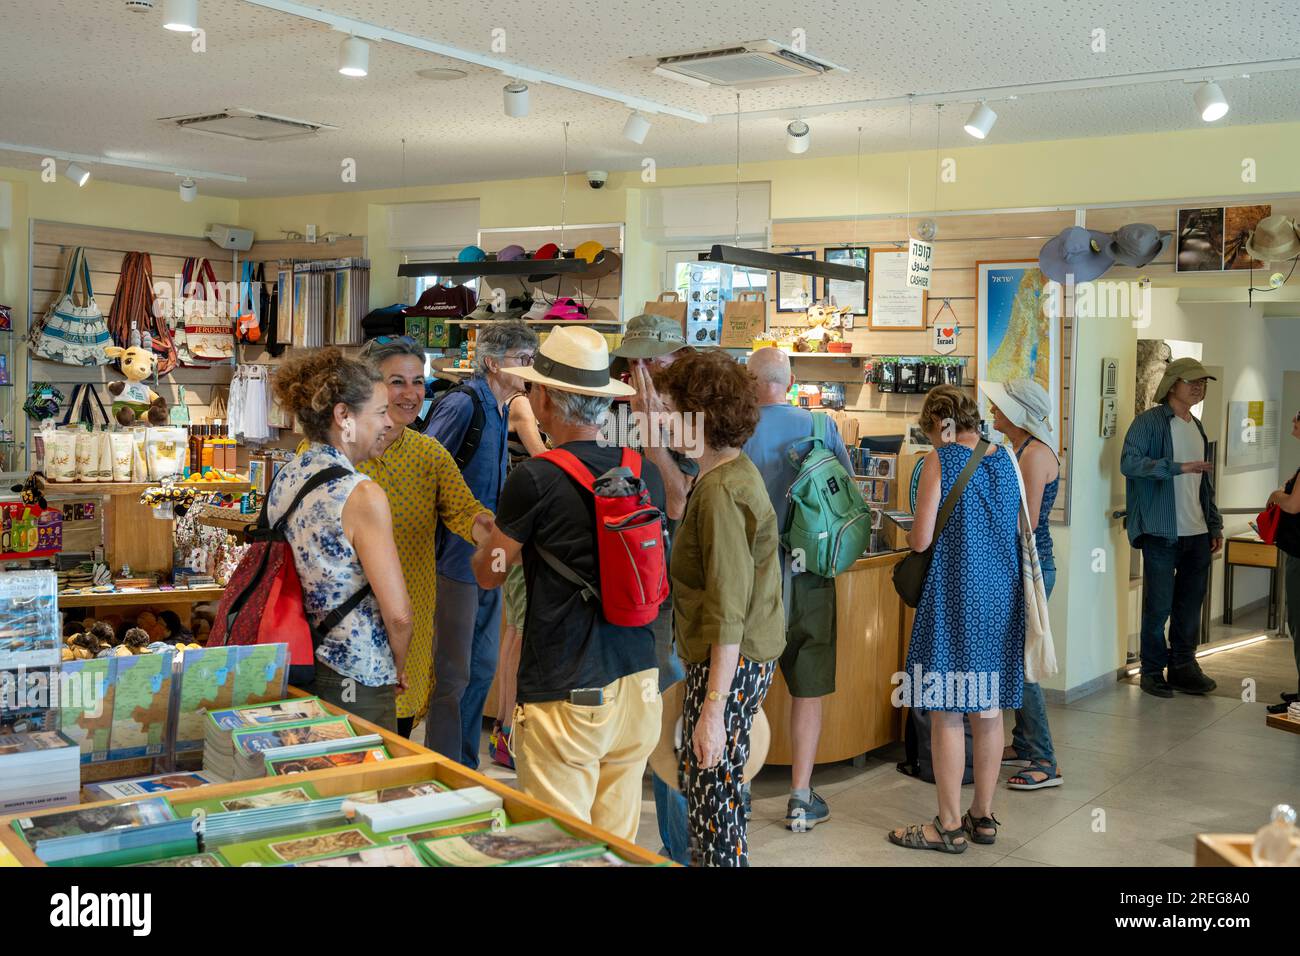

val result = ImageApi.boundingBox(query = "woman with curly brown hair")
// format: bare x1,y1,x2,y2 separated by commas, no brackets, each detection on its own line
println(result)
653,350,784,867
268,348,413,730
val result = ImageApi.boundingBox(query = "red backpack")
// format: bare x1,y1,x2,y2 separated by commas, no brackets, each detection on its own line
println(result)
536,448,669,627
208,466,372,685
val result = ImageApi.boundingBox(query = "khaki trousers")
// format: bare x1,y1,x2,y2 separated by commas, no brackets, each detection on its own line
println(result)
513,668,660,843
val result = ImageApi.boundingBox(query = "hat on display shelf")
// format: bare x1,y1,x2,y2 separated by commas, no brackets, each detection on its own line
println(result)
1244,215,1300,263
1038,226,1115,283
1107,223,1172,268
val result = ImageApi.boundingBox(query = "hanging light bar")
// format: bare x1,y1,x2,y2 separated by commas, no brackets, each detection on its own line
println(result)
398,257,593,279
703,245,867,283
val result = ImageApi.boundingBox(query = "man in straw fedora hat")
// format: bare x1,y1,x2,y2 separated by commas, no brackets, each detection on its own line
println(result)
471,325,666,842
1121,357,1223,699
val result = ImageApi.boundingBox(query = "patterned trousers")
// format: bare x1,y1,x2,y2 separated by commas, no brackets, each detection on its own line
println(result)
679,656,774,867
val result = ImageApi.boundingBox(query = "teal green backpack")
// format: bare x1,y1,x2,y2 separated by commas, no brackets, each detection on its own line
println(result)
782,413,875,577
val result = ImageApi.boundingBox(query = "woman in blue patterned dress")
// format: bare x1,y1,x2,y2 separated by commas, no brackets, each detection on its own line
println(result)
889,384,1025,854
269,348,414,731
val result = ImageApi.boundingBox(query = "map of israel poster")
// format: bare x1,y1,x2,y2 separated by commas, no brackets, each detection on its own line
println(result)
976,260,1062,453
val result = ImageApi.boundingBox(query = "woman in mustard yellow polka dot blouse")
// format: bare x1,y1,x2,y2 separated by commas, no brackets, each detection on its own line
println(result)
358,338,494,737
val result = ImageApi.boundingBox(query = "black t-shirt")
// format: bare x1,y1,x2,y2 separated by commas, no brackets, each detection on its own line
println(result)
496,441,665,703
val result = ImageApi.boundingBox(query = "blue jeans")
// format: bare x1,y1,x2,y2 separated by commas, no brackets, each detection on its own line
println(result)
651,606,690,865
427,574,501,769
1010,566,1056,771
1139,534,1211,676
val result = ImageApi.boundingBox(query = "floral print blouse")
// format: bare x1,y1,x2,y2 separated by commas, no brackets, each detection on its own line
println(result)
267,442,395,687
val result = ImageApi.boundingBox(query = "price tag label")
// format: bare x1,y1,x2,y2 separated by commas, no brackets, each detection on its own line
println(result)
907,238,933,290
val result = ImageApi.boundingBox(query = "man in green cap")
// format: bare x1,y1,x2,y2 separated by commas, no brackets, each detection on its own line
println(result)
1121,357,1223,698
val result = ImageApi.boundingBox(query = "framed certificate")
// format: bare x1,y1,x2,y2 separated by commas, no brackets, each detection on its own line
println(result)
776,250,816,313
822,246,869,314
868,248,926,329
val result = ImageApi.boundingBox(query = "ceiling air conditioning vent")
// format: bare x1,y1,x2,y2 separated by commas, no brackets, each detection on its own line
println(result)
158,108,338,143
652,40,844,87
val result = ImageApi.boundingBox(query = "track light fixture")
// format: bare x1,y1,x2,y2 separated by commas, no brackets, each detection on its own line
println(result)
179,177,197,202
1195,81,1229,121
162,0,198,32
963,101,997,139
338,35,369,77
786,119,810,154
503,81,530,118
623,111,652,145
66,163,91,187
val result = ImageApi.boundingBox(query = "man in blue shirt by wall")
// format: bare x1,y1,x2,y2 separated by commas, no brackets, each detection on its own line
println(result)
742,347,854,831
1121,357,1223,699
426,321,539,766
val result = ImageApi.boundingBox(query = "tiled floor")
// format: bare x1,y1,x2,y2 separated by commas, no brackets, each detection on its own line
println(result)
431,631,1298,867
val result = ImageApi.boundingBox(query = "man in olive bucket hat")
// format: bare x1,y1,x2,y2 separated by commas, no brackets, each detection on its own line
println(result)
605,311,697,862
1121,357,1223,698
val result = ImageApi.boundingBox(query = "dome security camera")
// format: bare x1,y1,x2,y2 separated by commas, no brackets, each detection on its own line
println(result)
586,170,608,190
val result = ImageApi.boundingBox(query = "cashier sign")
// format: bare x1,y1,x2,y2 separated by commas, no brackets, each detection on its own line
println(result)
907,239,933,290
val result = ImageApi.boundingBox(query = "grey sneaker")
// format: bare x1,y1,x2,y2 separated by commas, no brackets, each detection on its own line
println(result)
741,783,752,821
785,790,830,831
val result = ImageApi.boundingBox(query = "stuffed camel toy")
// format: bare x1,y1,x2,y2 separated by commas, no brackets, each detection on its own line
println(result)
105,323,169,427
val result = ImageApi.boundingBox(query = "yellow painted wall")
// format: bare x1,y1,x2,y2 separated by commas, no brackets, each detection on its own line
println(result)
234,120,1300,308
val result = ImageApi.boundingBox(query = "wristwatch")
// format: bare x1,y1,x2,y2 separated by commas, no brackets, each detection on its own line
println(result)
706,690,726,702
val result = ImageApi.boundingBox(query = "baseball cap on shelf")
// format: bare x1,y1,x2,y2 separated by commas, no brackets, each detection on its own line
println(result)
457,245,487,263
528,243,562,282
574,240,604,263
521,298,550,322
543,297,588,322
496,244,527,261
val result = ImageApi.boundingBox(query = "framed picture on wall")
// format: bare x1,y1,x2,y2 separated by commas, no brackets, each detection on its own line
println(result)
822,247,869,314
976,259,1062,454
867,248,926,329
775,250,816,312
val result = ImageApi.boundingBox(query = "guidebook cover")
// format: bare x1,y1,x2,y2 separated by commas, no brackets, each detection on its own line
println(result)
179,782,321,816
266,746,389,775
56,657,114,763
416,819,600,867
108,650,175,760
231,715,353,755
208,697,328,732
13,796,175,848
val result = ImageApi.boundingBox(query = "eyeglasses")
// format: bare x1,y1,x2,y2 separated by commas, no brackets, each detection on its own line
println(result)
502,351,535,366
1179,378,1209,388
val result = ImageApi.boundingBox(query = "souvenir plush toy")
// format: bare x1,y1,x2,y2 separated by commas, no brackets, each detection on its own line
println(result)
795,304,845,353
105,324,169,427
10,471,47,510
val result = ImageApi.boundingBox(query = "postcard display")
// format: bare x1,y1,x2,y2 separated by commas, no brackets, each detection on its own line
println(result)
0,571,80,814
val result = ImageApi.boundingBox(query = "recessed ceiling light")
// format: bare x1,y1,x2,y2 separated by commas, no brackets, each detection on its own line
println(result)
1195,81,1229,122
963,101,997,139
338,36,369,78
417,67,468,81
162,0,197,31
66,163,91,187
786,120,810,154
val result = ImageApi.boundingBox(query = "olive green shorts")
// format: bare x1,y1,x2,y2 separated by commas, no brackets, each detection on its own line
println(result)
778,571,837,698
504,563,528,631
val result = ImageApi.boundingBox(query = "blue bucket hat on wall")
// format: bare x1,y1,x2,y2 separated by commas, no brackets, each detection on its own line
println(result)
1038,226,1115,283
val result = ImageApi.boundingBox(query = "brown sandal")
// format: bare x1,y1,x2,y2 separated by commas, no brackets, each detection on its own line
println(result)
887,816,968,854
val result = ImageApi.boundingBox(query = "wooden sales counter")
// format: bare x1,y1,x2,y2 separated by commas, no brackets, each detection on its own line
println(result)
763,549,912,765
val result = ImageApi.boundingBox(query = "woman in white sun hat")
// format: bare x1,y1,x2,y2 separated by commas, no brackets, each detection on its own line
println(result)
981,378,1063,792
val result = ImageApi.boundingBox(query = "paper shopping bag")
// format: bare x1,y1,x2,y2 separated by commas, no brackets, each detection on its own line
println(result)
720,291,768,348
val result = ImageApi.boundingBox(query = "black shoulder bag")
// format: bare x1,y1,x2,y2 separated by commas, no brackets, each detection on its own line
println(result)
892,440,988,608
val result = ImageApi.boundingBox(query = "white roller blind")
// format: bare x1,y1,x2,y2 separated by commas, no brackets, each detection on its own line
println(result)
386,199,480,251
641,182,769,243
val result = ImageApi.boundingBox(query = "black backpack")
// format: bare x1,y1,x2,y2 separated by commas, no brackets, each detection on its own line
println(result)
898,709,975,785
422,382,486,470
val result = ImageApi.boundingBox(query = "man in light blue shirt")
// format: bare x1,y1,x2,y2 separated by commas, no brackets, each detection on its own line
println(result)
742,348,853,832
